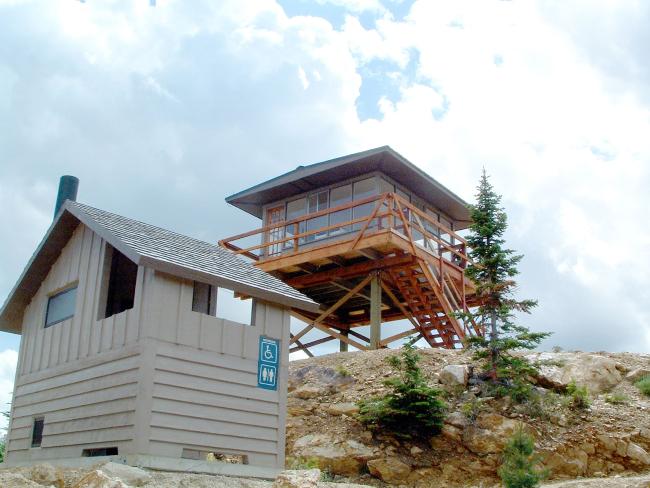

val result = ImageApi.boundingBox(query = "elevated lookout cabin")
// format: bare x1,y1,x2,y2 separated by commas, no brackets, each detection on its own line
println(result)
220,146,483,355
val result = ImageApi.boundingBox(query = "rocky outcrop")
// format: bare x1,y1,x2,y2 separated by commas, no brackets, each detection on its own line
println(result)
463,413,534,455
292,434,378,476
274,469,321,488
625,368,650,383
527,352,623,393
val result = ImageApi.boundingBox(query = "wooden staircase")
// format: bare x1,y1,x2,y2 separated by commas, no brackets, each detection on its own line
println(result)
386,253,481,348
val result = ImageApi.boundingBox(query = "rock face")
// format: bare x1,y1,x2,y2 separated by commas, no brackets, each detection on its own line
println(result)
366,457,412,485
98,463,151,487
326,403,359,416
527,352,623,393
439,365,469,386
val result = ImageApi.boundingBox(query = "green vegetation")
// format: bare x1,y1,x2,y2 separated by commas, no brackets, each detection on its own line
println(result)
604,392,629,405
635,375,650,397
335,364,351,378
461,397,488,424
463,170,551,404
498,428,547,488
358,345,446,439
286,456,320,470
566,380,590,409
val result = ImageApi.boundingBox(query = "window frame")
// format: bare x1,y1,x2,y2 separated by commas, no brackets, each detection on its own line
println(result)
44,285,78,328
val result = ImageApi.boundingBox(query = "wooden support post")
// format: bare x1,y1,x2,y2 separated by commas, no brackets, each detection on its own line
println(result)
370,272,381,349
340,330,349,352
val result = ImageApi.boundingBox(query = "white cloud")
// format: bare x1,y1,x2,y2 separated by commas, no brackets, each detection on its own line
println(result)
0,0,648,356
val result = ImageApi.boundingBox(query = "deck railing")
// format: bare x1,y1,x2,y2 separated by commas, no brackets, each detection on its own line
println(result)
219,193,469,272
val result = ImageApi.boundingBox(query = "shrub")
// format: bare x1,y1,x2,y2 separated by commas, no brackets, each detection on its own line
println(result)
635,376,650,397
461,397,488,424
357,345,446,439
335,364,351,378
286,456,320,470
566,380,590,409
498,427,547,488
604,393,629,405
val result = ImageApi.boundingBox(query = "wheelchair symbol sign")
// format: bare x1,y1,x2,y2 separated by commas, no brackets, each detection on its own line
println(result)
258,336,280,390
259,337,278,365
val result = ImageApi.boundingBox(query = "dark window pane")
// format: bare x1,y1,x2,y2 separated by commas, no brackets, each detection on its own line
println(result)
105,249,138,319
45,287,77,327
192,282,214,315
353,178,377,200
32,418,44,447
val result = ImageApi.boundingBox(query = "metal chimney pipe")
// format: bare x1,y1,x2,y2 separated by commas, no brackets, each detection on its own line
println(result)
54,175,79,218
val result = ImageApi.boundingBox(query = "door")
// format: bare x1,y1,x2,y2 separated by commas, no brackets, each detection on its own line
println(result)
265,205,285,257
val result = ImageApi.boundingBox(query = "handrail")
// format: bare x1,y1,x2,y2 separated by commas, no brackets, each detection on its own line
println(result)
219,192,470,268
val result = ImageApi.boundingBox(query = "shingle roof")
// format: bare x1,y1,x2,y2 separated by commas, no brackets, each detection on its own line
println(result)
0,201,319,333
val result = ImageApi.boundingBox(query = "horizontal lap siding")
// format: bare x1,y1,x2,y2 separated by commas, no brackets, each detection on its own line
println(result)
6,352,140,463
148,329,286,467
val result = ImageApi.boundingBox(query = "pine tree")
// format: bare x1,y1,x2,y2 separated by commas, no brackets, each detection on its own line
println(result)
357,345,447,439
498,428,547,488
464,169,550,401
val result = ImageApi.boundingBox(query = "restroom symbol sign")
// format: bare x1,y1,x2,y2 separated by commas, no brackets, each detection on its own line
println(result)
257,336,280,390
258,364,277,388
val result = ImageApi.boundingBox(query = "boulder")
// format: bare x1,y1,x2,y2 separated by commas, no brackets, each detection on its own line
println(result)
439,365,469,387
292,386,324,399
326,402,359,416
71,470,127,488
367,457,411,485
627,443,650,465
462,413,532,455
96,463,151,486
626,368,650,383
28,463,64,487
527,352,622,393
0,472,43,488
291,434,377,476
274,469,320,488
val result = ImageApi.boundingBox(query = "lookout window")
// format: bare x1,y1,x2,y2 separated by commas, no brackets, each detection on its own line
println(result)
100,245,138,319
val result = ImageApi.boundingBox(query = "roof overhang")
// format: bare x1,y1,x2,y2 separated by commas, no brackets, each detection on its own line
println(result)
226,146,471,228
0,203,319,334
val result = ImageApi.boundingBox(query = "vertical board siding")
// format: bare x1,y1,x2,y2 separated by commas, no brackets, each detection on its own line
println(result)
17,224,145,377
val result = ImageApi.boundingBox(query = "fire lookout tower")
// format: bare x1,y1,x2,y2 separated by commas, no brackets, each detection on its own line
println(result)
219,147,484,356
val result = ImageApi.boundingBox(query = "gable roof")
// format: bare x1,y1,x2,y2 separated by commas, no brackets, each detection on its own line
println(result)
226,146,471,228
0,201,320,333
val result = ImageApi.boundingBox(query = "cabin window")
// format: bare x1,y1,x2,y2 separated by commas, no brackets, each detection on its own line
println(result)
379,178,394,194
329,184,352,236
285,198,307,248
216,288,255,326
352,177,378,230
192,281,217,316
306,190,329,241
100,245,138,320
31,417,44,448
45,286,77,328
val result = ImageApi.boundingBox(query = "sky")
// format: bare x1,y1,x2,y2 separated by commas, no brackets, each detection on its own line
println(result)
1,0,650,427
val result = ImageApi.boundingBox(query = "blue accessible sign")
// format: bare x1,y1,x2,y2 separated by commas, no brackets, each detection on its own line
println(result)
257,336,280,390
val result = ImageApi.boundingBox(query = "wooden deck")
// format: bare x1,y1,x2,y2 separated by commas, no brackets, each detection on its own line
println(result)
219,193,484,353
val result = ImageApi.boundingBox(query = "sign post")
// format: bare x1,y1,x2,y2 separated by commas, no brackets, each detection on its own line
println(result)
257,336,280,390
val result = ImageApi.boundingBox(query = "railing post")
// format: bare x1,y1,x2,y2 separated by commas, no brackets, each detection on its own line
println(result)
293,223,299,252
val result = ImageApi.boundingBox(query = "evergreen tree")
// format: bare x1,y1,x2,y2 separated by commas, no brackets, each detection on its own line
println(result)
498,428,547,488
464,170,550,400
357,345,446,439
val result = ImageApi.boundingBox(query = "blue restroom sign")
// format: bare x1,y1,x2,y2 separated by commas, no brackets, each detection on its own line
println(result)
258,336,280,390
